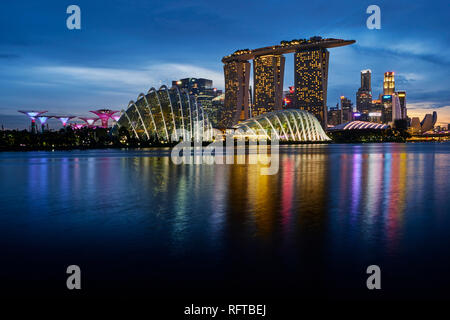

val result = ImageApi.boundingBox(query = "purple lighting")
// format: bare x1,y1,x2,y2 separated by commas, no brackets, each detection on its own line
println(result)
90,109,119,128
37,116,50,124
79,117,99,127
18,110,47,121
55,116,76,127
18,110,48,133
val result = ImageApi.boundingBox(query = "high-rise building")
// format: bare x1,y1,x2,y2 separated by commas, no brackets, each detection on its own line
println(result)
253,54,285,116
172,78,214,96
360,69,371,91
340,96,353,122
294,47,329,127
327,104,342,126
283,86,295,108
356,69,372,114
221,60,251,128
222,37,355,128
381,94,393,124
397,91,407,119
381,92,404,124
172,78,222,129
383,71,395,95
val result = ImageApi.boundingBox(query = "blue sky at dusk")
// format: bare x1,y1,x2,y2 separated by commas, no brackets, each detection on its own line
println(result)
1,0,449,128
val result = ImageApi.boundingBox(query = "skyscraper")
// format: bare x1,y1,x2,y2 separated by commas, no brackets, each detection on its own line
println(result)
340,96,353,122
221,60,251,128
172,78,218,96
222,37,355,128
383,71,395,95
397,91,407,119
253,54,285,116
360,69,371,91
356,69,372,114
294,47,329,127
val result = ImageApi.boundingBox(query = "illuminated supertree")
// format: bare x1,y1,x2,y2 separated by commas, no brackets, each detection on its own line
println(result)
79,117,99,127
55,116,76,127
90,109,119,128
18,110,47,133
37,116,53,133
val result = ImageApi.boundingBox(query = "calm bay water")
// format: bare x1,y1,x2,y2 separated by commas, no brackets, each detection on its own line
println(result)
0,143,449,299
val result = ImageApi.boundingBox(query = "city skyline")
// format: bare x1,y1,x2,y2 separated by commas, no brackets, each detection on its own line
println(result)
1,0,450,128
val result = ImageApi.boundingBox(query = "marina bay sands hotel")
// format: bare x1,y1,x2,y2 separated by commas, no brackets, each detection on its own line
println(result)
221,37,355,128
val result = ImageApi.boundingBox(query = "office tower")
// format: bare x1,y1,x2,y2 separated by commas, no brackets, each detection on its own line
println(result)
368,99,383,123
397,91,407,119
172,78,213,96
253,54,285,116
327,104,342,126
391,93,402,122
381,94,393,123
171,78,222,128
356,69,372,114
294,47,329,127
221,60,251,128
360,69,371,91
340,96,353,122
383,71,395,95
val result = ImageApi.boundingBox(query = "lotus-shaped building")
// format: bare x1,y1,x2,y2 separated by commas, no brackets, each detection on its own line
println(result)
112,86,213,142
233,109,330,142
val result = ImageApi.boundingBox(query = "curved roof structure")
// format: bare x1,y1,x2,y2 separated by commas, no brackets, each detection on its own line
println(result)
112,85,213,142
233,109,330,142
328,121,389,131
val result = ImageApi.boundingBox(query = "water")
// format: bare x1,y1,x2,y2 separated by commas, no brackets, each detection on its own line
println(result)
0,143,449,299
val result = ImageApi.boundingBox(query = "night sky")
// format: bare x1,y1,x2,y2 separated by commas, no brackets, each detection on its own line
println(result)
1,0,449,129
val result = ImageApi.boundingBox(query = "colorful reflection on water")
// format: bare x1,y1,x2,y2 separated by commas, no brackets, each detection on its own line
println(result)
0,143,449,299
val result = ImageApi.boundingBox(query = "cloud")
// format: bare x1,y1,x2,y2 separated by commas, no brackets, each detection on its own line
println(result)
35,63,224,92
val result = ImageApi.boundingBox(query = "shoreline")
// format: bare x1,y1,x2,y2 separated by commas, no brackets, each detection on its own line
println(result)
1,140,447,152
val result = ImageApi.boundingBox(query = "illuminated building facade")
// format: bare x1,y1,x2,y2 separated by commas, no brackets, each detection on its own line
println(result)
327,104,342,126
222,37,355,129
397,91,407,119
381,94,393,124
233,109,330,142
172,78,221,97
328,120,389,131
221,60,251,128
381,93,403,124
340,96,353,122
283,86,295,108
112,85,212,142
294,47,329,127
253,54,285,116
383,71,395,95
